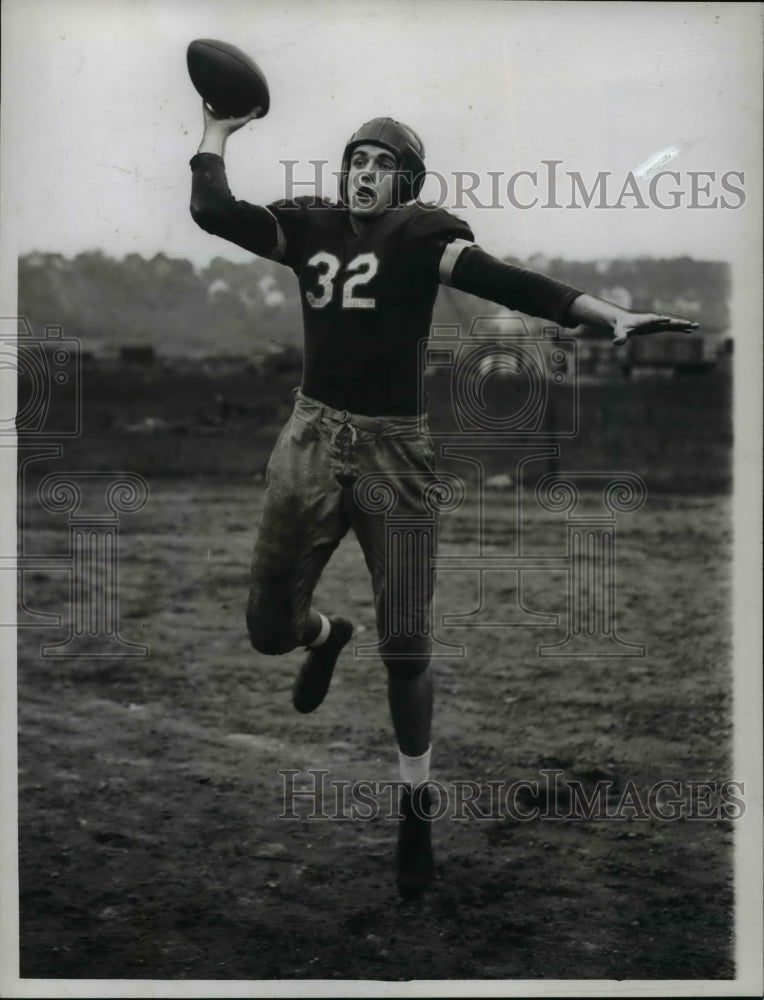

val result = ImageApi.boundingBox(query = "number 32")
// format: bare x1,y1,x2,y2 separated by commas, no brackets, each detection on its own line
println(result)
305,251,378,310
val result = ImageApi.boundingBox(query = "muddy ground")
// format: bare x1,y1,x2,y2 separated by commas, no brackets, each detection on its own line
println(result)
16,476,734,983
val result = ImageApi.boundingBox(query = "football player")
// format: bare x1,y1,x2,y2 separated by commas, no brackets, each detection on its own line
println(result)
189,103,696,896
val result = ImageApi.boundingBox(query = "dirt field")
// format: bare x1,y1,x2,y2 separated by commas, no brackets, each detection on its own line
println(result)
16,474,734,982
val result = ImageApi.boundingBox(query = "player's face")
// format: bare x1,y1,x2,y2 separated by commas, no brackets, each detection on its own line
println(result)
347,144,398,217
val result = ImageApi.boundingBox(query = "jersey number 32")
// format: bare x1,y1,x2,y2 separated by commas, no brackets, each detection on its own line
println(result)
305,251,378,310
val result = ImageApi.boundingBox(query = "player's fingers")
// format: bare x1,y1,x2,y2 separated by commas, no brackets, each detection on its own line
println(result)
647,315,678,327
665,317,699,332
223,109,253,124
203,100,232,123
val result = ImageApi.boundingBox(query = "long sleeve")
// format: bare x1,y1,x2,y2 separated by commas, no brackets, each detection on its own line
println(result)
448,246,583,327
189,152,282,259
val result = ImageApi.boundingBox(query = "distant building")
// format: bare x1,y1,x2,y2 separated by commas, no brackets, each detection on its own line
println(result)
624,330,714,374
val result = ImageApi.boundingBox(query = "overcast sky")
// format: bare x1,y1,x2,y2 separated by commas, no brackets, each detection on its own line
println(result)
1,0,761,276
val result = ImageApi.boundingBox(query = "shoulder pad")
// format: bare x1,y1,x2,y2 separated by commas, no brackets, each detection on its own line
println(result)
400,202,474,247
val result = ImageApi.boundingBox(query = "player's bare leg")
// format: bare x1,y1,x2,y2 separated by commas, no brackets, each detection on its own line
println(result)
387,662,433,757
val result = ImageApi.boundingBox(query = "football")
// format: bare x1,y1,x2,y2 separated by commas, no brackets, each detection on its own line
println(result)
186,38,270,118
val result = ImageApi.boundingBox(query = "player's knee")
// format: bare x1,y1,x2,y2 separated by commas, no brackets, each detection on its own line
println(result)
380,634,431,676
246,610,299,656
383,656,431,678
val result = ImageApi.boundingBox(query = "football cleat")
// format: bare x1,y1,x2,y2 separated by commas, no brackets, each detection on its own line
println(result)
292,616,353,713
396,783,434,897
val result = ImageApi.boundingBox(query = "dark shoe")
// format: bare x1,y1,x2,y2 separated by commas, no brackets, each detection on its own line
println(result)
396,783,434,897
292,616,353,713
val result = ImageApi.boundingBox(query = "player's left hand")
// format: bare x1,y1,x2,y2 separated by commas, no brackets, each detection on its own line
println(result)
612,313,699,347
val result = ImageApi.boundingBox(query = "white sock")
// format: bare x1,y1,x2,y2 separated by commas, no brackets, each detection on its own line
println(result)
306,612,331,648
398,745,431,788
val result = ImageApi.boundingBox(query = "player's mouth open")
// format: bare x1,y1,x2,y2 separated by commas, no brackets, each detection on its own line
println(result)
355,187,376,206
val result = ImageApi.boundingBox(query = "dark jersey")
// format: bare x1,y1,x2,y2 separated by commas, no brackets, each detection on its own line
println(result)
190,152,581,414
267,197,474,414
190,152,472,414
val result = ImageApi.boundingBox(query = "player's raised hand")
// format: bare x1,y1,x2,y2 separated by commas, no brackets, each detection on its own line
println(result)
201,100,263,134
611,313,699,347
197,100,263,157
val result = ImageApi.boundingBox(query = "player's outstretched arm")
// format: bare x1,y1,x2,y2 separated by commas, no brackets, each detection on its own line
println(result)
441,241,698,344
441,241,584,328
566,294,698,345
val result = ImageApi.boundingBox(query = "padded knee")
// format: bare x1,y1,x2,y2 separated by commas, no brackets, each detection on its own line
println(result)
246,609,300,656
